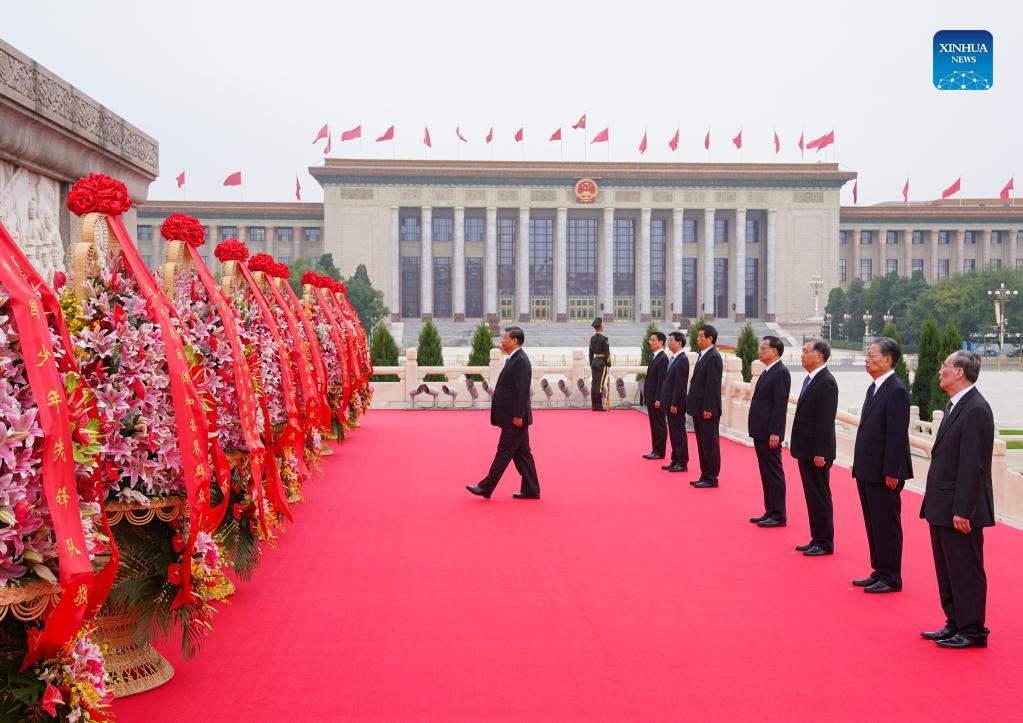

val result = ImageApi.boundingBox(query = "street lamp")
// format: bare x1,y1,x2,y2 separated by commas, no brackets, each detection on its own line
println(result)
988,282,1019,355
862,310,873,337
810,271,824,317
824,312,833,340
883,309,894,326
843,312,852,341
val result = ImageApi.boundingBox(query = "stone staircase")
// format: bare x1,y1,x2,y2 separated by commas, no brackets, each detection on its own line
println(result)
398,318,777,350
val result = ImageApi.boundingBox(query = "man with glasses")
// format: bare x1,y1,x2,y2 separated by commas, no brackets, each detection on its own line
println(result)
851,338,913,593
659,331,690,473
686,325,723,489
748,336,791,528
790,339,839,556
920,351,994,648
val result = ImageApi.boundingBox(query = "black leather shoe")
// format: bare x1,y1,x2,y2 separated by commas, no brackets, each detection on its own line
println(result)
758,518,786,528
864,580,902,593
749,514,768,524
667,464,688,473
693,480,718,488
936,634,987,649
643,453,665,460
852,575,878,587
920,626,957,641
689,480,701,486
466,485,491,499
512,492,540,499
802,545,833,556
795,542,814,552
661,463,674,470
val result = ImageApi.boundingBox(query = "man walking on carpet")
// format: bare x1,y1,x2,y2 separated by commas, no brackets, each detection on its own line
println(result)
467,326,541,500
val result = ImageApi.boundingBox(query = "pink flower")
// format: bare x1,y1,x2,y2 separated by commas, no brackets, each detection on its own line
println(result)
40,683,63,716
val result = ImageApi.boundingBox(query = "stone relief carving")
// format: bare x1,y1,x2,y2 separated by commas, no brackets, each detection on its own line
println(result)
0,159,66,282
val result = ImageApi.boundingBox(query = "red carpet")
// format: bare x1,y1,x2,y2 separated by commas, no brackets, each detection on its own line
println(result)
115,410,1023,721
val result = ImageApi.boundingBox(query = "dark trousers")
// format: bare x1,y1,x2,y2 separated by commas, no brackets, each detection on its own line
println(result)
855,477,904,585
930,525,988,640
667,411,689,465
753,438,786,522
590,363,606,410
647,405,667,455
480,425,541,496
797,458,834,550
691,415,721,483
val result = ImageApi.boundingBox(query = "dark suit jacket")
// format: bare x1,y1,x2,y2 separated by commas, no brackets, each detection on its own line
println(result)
490,349,533,429
643,351,669,408
851,374,913,483
685,347,723,417
748,361,791,441
920,387,995,528
789,366,838,462
658,351,690,413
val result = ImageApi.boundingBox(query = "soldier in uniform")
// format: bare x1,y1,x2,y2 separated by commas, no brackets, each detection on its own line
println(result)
589,317,610,411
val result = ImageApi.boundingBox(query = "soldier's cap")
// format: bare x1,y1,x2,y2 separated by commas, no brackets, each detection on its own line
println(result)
591,317,603,329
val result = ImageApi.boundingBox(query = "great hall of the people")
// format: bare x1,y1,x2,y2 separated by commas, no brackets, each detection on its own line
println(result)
134,159,1023,326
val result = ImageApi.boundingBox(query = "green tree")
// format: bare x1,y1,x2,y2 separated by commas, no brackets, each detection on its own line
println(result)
843,278,867,340
911,317,942,421
370,323,399,382
736,322,758,382
879,322,910,390
466,321,494,381
417,319,446,382
930,320,962,416
637,321,660,380
287,253,345,296
318,253,341,280
688,316,706,351
344,263,389,332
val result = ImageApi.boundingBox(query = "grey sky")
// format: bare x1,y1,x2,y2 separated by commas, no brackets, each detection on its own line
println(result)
4,1,1020,205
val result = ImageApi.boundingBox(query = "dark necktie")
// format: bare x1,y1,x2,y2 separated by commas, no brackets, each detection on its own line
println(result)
799,375,811,400
937,401,954,434
865,383,876,406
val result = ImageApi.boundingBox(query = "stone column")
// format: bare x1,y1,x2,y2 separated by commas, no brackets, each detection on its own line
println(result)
555,207,568,322
734,208,747,320
980,229,991,270
903,228,913,278
929,228,940,281
485,206,497,322
389,207,400,320
602,206,614,322
1008,228,1019,270
953,229,965,275
850,227,860,281
639,207,652,321
671,208,685,322
453,206,466,321
517,207,530,321
420,206,433,320
766,209,777,321
703,208,715,319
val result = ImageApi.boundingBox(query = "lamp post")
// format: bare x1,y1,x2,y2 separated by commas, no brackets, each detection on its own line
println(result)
988,282,1018,356
883,309,894,327
810,271,824,318
843,312,852,341
862,310,873,353
824,312,833,340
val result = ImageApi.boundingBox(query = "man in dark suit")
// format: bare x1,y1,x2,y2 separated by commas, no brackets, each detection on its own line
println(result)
851,337,913,593
686,325,723,489
659,332,690,473
790,338,839,556
920,350,994,649
748,335,791,528
642,331,669,460
467,326,540,500
589,318,610,411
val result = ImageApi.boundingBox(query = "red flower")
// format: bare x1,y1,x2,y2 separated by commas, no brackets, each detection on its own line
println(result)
301,271,319,286
232,503,244,520
214,238,249,262
273,262,291,279
66,173,132,217
172,533,185,553
52,271,67,291
248,253,276,273
167,563,183,586
40,683,63,717
160,213,206,247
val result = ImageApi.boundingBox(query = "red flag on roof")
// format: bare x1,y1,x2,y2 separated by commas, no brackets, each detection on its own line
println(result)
902,178,909,203
456,126,468,143
798,131,805,157
176,171,185,188
485,127,493,143
223,171,242,187
549,128,562,142
806,129,835,152
852,179,858,204
340,125,361,142
514,127,524,142
704,130,710,150
732,130,742,149
1000,177,1014,201
591,128,609,143
773,130,780,154
638,131,647,155
376,125,394,142
668,129,679,151
423,127,432,148
941,177,961,199
295,175,301,202
323,133,332,155
312,124,329,144
572,114,586,130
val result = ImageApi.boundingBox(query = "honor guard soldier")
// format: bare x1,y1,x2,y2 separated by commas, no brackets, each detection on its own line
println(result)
589,317,610,411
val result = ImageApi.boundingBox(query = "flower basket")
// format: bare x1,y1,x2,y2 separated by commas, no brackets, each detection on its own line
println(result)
0,582,61,624
95,609,174,697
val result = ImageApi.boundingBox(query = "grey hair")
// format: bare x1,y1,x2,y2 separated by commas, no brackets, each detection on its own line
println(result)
951,349,981,383
873,336,901,367
808,337,831,362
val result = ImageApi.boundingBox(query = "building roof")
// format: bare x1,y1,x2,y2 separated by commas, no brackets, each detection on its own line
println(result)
136,200,324,222
309,158,856,189
840,199,1023,224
